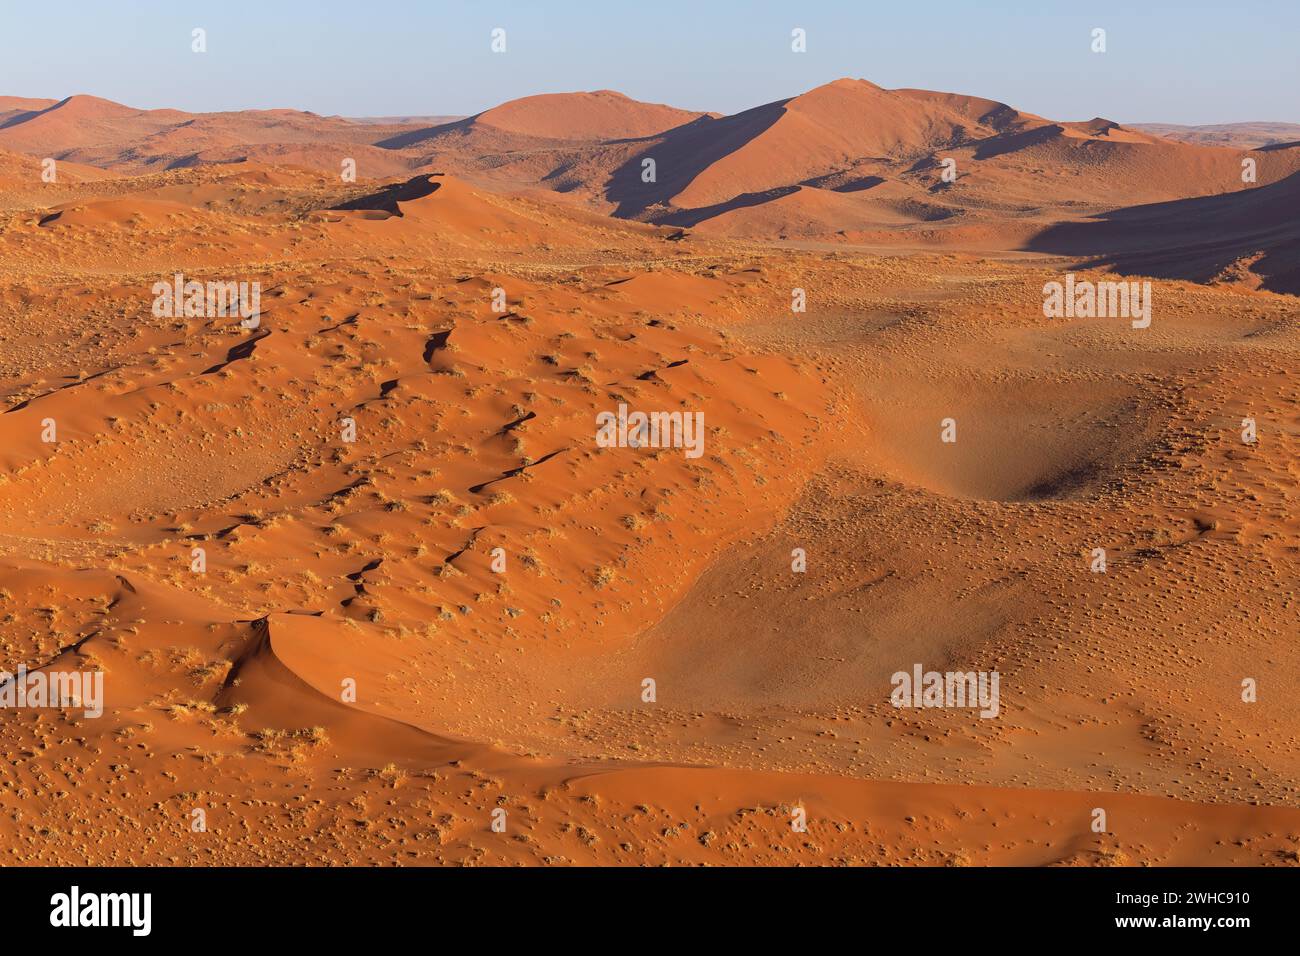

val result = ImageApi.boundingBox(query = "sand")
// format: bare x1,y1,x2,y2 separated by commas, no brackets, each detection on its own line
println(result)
0,80,1296,867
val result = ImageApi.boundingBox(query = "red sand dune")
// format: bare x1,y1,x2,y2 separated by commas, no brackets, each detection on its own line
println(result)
475,89,708,140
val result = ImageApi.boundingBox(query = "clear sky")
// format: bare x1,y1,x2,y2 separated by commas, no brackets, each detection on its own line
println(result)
1,0,1295,124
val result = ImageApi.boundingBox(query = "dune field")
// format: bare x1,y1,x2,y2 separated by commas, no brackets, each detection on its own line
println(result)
0,80,1296,867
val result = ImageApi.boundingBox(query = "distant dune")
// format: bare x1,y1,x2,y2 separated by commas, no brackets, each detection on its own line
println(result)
342,114,464,126
0,94,428,174
474,90,708,140
3,82,1297,292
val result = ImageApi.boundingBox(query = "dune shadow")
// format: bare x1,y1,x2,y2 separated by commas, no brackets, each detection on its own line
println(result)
1028,170,1300,295
0,103,58,130
972,124,1064,160
828,175,885,193
604,101,790,219
653,185,801,227
331,173,442,216
373,117,475,150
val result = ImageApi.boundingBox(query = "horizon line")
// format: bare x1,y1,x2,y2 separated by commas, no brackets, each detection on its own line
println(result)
5,84,1298,130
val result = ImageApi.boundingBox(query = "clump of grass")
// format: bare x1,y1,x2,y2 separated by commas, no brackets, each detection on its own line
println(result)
429,488,457,506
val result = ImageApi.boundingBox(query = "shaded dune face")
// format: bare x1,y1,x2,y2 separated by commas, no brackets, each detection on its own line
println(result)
1029,167,1300,295
0,77,1298,868
330,173,442,216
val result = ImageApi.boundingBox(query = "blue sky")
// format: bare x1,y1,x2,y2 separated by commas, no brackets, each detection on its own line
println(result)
1,0,1295,123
